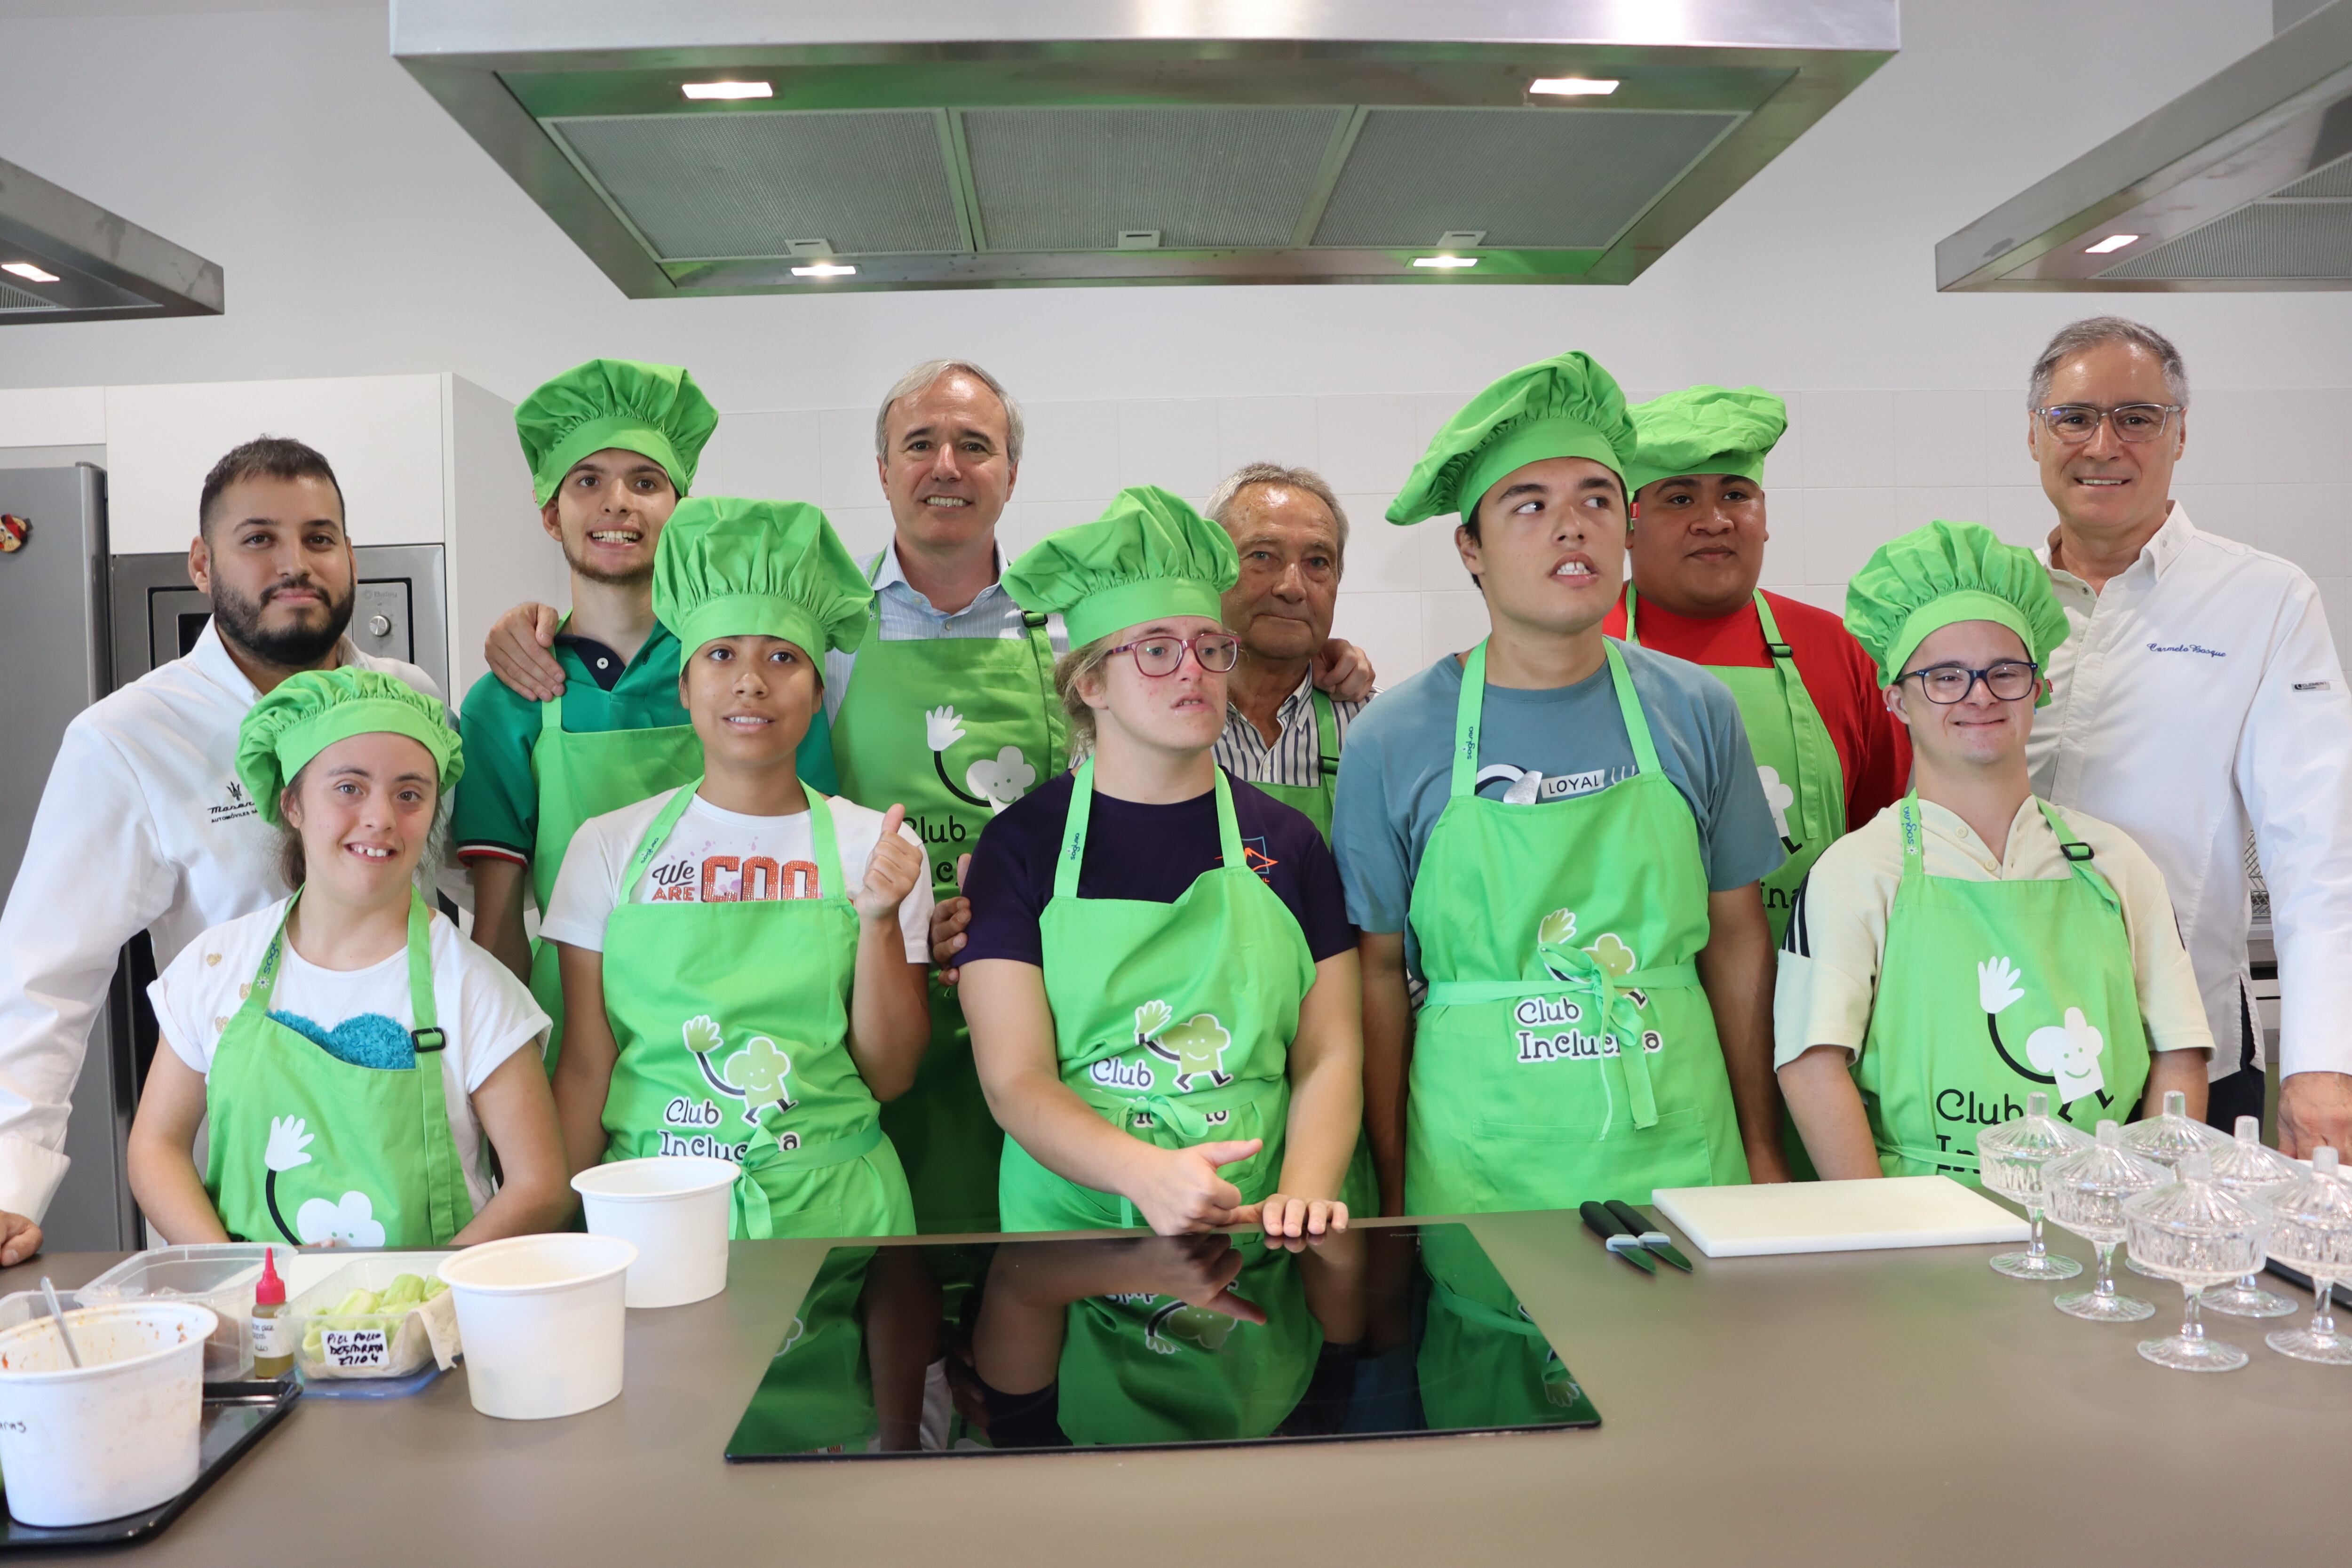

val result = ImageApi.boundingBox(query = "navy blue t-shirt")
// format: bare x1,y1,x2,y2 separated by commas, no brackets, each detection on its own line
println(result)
960,769,1356,967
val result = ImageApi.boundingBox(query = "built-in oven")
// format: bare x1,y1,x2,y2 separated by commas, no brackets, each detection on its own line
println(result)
107,543,449,693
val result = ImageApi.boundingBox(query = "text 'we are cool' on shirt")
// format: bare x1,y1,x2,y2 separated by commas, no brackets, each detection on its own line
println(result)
540,787,933,962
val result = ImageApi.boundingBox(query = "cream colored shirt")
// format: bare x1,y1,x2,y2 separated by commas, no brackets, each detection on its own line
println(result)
1774,796,2213,1071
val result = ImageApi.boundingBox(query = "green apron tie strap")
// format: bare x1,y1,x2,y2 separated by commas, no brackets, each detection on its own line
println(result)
1601,639,1664,779
2033,798,2121,915
1073,1069,1283,1144
1449,643,1490,798
397,895,469,1246
1309,686,1340,785
731,1121,887,1240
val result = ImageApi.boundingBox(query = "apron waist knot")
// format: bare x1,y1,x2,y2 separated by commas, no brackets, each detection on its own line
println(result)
1073,1072,1283,1142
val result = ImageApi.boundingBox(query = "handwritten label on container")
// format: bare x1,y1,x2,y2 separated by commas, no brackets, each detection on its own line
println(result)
321,1328,389,1369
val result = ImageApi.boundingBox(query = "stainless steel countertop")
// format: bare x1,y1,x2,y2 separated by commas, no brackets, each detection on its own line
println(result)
7,1211,2345,1565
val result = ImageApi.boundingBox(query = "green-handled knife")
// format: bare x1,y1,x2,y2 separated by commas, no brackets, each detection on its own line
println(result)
1605,1200,1694,1272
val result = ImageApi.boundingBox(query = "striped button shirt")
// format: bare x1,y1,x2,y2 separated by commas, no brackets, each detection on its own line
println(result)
1214,674,1364,788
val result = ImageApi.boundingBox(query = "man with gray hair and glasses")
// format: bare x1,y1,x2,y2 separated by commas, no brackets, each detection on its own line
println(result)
2022,316,2352,1158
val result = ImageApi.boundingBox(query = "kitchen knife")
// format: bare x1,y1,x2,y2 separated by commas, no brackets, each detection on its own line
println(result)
1605,1200,1695,1272
1579,1201,1658,1274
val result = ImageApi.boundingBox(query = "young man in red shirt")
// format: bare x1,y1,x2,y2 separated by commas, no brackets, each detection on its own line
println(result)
1603,386,1909,944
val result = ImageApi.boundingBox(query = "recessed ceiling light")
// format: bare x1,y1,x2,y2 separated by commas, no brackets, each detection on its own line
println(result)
1412,255,1479,269
2084,233,2140,255
1,261,61,284
682,81,772,100
1529,77,1619,96
791,262,857,278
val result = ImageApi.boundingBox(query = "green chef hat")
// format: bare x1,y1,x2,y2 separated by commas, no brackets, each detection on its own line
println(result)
515,358,719,508
1845,520,2070,697
1624,385,1788,496
651,496,874,661
1002,486,1240,646
236,669,462,828
1387,350,1637,527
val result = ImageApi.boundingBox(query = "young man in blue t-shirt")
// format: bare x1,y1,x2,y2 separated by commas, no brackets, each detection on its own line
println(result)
1332,350,1790,1219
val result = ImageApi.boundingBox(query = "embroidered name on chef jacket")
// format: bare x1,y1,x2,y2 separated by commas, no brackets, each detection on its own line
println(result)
207,779,258,825
2144,640,2228,659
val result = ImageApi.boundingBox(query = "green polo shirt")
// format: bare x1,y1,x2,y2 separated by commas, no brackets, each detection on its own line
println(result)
453,620,838,865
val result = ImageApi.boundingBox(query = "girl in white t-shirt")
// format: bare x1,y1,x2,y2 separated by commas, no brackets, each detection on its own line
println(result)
128,670,572,1248
547,497,932,1240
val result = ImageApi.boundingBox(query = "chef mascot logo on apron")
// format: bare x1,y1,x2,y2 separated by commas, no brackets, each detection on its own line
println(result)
922,703,1039,821
1977,956,2110,1110
667,1012,802,1156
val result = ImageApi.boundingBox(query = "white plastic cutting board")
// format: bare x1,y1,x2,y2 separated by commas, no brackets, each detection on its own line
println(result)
1651,1176,2031,1258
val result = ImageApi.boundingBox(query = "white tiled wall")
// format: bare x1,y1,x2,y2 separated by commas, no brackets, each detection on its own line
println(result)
695,387,2352,683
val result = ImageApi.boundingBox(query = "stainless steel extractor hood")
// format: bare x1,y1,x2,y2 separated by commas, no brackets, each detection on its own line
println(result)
391,0,1896,294
0,156,224,324
1939,0,2352,291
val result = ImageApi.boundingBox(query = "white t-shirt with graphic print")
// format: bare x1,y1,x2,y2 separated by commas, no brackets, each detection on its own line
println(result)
148,899,548,1215
540,787,933,961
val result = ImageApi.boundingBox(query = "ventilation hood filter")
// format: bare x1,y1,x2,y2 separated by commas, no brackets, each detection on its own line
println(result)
1939,0,2352,290
0,156,224,324
392,0,1896,294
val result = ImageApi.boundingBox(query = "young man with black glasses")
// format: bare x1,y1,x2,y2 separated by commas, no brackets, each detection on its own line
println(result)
1775,520,2210,1182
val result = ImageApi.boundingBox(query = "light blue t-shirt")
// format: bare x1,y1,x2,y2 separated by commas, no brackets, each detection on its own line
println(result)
1332,642,1784,968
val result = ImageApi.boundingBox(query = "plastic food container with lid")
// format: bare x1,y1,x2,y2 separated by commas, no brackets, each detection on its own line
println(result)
286,1254,457,1381
77,1243,274,1382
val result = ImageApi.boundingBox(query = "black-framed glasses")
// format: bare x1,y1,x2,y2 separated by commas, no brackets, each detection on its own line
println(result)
2034,403,2181,444
1105,631,1241,677
1899,660,2040,704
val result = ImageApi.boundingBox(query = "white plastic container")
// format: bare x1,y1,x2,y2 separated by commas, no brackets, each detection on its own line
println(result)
79,1245,269,1382
286,1256,454,1381
0,1302,215,1527
435,1234,636,1420
571,1155,737,1308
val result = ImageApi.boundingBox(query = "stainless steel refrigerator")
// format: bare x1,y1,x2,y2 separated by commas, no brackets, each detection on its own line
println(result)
0,464,136,1250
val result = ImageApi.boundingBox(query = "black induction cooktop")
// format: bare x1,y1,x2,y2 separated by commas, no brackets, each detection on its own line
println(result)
725,1223,1598,1459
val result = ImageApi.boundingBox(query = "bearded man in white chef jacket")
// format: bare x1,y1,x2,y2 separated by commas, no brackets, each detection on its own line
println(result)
0,437,442,1249
2022,316,2352,1157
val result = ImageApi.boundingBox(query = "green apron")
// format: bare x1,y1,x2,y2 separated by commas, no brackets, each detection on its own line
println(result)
1248,687,1341,840
999,761,1319,1232
594,781,915,1240
206,893,475,1249
1856,795,2151,1181
1623,588,1843,943
1057,1235,1320,1445
1416,1224,1593,1431
527,691,700,1065
832,560,1065,1234
1231,688,1377,1218
1406,640,1749,1215
728,1247,879,1454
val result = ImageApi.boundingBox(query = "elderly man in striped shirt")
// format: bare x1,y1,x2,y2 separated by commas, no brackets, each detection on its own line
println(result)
1205,463,1369,840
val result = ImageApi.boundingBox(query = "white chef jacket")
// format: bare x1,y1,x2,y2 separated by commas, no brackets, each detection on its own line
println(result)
0,621,440,1219
2028,502,2352,1084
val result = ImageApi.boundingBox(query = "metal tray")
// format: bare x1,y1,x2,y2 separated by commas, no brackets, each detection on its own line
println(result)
0,1380,298,1551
